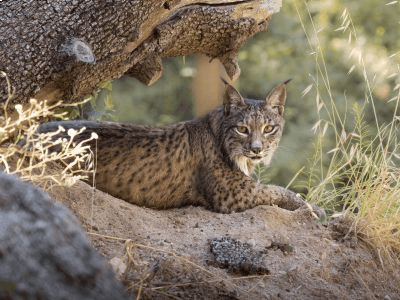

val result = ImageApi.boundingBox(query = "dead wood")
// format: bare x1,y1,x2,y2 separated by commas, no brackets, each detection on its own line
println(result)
0,0,281,105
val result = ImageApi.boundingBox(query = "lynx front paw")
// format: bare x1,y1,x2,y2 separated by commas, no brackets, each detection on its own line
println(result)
298,201,326,220
283,190,325,220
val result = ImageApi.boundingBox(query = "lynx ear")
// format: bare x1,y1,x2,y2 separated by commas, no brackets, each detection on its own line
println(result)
265,79,290,116
221,78,245,115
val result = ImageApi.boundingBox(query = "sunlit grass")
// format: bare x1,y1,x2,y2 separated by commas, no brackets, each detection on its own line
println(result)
0,71,96,188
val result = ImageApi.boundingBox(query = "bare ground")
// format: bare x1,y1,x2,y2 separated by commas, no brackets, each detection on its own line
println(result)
45,178,400,300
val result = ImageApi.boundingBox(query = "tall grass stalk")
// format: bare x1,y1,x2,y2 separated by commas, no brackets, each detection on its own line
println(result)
296,4,400,255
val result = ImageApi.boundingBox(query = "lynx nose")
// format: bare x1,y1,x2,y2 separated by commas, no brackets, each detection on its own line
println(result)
251,146,262,154
251,140,262,155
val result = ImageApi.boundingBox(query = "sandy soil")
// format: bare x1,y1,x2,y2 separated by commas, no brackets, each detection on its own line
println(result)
46,178,400,300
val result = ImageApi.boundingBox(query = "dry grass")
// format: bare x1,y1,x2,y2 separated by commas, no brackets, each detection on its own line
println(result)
87,232,266,299
296,6,400,257
0,71,96,188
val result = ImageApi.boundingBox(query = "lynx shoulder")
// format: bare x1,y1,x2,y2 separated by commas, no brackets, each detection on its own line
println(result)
38,81,324,217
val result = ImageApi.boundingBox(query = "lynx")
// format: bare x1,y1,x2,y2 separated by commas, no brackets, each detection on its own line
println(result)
38,81,323,217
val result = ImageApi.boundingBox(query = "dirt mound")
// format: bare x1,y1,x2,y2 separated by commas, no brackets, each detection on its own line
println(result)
46,178,400,299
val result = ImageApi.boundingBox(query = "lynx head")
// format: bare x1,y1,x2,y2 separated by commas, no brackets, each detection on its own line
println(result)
220,80,289,176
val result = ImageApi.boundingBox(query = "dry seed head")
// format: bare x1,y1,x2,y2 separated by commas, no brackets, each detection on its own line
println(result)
0,96,96,189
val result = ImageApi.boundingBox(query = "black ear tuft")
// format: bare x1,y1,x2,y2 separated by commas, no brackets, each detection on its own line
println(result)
284,79,292,85
222,79,245,115
265,81,289,116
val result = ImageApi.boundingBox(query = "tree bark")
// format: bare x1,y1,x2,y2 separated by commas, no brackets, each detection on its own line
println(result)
0,0,281,106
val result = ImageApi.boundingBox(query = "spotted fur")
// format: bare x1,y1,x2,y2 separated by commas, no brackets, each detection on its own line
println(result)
38,81,324,217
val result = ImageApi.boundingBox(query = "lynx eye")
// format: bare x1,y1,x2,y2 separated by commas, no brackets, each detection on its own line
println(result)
263,125,275,134
235,126,249,135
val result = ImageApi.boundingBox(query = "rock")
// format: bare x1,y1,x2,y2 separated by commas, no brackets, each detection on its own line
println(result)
0,173,130,300
110,257,127,277
209,237,270,275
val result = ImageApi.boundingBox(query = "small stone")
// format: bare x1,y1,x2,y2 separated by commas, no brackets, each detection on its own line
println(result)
109,257,127,276
247,239,256,247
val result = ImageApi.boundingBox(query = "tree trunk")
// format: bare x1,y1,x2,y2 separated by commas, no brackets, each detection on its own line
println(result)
0,0,281,107
192,55,225,117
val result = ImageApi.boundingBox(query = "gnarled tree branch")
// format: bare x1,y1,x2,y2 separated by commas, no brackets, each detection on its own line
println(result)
0,0,281,105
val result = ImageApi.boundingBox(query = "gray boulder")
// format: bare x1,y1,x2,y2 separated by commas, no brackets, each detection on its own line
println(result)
0,173,130,300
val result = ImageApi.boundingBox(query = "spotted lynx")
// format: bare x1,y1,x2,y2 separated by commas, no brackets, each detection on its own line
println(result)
38,81,323,217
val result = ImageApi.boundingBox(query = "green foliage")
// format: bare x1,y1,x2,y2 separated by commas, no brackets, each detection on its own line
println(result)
90,58,196,126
